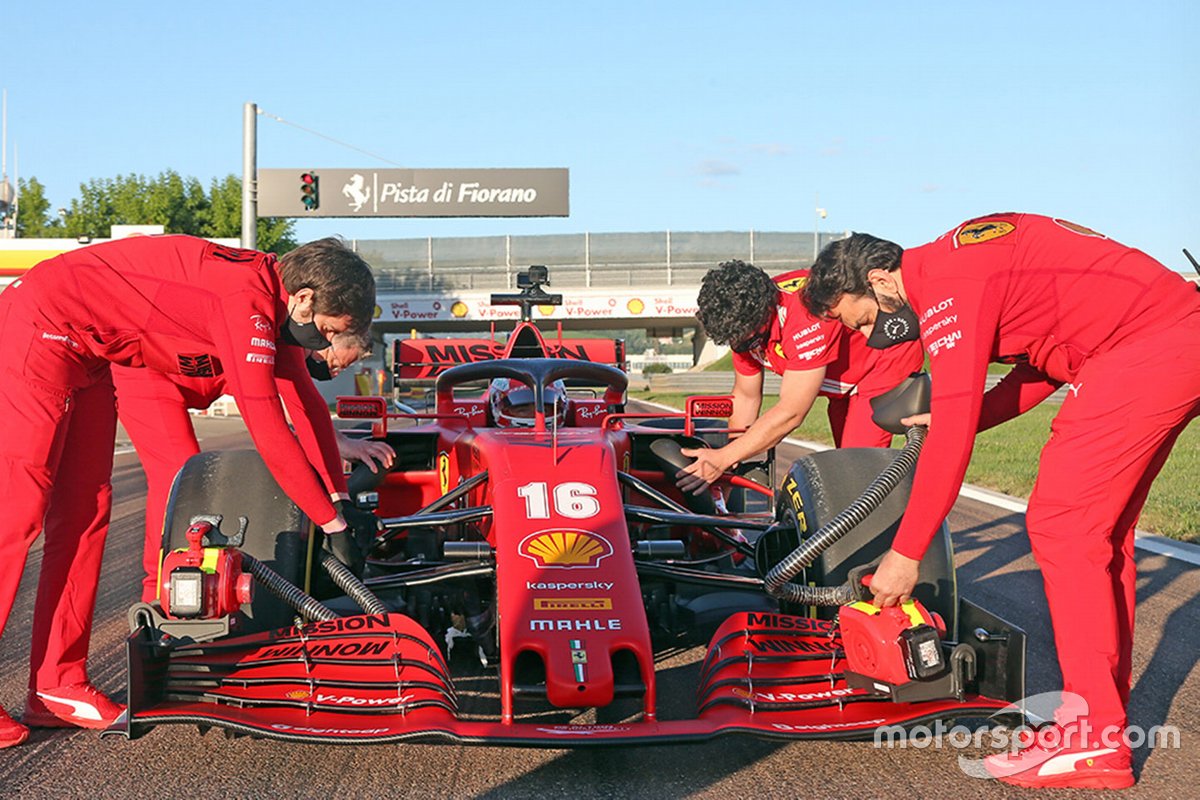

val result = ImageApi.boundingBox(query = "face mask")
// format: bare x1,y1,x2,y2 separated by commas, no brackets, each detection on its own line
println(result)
866,305,921,349
306,357,333,381
282,318,332,350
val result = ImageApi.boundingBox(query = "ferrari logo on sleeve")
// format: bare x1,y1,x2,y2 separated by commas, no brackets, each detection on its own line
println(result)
956,220,1015,246
775,275,807,294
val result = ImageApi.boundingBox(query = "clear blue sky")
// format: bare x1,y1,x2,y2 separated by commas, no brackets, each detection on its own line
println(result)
7,1,1198,269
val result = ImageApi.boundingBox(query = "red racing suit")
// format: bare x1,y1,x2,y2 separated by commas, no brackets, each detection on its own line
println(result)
0,235,348,693
732,269,923,446
113,366,348,603
890,213,1200,743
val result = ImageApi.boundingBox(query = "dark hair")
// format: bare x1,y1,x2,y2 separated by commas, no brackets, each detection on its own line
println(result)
278,237,376,333
696,260,778,346
803,233,903,316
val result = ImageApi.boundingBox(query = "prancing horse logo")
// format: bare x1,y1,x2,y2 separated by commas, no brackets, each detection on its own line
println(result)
342,174,371,212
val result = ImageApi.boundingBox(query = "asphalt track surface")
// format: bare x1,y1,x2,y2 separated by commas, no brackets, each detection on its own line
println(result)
1,410,1197,799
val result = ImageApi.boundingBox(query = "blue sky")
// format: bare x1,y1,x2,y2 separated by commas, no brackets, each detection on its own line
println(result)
6,1,1198,269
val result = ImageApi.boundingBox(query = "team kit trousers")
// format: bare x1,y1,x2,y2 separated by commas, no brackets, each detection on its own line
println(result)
112,370,219,602
1025,311,1200,748
826,392,893,448
0,295,117,694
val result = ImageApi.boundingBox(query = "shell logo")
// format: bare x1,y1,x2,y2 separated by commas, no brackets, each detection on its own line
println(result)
627,298,645,314
285,689,312,700
537,304,557,316
731,687,754,700
373,304,382,319
451,301,469,318
518,529,613,569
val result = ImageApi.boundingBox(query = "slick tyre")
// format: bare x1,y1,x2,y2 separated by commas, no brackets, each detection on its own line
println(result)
162,449,311,633
772,447,957,635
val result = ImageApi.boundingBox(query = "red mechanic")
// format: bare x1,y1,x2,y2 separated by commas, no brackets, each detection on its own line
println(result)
679,260,922,494
0,235,376,747
113,336,395,605
804,213,1200,789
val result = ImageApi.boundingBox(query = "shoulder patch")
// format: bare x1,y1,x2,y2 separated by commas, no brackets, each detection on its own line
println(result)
773,342,787,359
1052,218,1106,239
775,275,807,294
956,219,1015,246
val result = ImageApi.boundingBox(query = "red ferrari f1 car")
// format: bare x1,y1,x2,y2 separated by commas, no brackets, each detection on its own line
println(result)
111,267,1025,745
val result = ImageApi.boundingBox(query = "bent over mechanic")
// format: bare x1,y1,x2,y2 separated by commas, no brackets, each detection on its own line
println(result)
678,260,922,494
0,235,376,747
804,213,1200,790
113,332,395,604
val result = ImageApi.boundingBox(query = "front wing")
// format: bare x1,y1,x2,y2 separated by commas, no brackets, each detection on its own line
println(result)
107,602,1024,746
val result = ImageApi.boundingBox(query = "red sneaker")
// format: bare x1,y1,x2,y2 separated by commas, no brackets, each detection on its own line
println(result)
0,706,29,748
28,684,125,730
985,732,1134,790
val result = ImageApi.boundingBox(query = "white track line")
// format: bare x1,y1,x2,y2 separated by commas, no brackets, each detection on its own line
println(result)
632,398,1200,566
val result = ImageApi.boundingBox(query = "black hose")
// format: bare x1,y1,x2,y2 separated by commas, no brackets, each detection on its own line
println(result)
764,426,926,605
241,553,338,622
319,552,389,615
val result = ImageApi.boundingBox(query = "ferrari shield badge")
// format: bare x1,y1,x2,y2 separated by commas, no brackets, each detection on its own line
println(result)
956,219,1015,246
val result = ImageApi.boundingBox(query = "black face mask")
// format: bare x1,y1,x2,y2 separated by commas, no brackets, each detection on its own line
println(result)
281,318,333,350
866,305,921,349
306,357,334,381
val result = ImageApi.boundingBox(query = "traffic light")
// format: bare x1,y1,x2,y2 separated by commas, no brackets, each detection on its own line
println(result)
300,171,319,211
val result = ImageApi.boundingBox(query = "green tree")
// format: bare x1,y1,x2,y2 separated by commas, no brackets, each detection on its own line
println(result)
23,171,297,254
206,175,296,253
65,171,209,239
13,177,64,237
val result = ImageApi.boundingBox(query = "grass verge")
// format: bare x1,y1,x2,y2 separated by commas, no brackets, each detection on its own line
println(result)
632,391,1199,543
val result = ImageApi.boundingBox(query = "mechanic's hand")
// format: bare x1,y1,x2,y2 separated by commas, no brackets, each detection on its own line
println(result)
869,548,921,607
336,500,383,553
677,446,735,495
322,526,366,577
337,436,396,473
901,413,931,428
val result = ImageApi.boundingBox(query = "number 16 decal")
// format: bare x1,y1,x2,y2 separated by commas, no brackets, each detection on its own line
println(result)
517,481,600,519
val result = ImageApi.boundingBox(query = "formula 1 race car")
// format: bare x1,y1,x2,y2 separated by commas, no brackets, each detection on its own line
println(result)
110,267,1026,746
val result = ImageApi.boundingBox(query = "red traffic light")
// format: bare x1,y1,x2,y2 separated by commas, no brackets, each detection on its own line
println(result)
300,171,320,211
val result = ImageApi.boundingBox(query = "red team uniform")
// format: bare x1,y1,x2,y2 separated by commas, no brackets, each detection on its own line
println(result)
0,236,349,736
112,366,349,603
732,270,923,446
890,214,1200,769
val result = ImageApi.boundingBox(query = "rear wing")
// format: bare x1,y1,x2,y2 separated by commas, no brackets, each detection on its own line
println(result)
395,337,627,382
